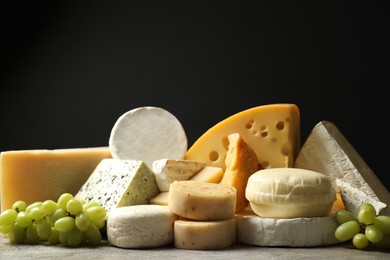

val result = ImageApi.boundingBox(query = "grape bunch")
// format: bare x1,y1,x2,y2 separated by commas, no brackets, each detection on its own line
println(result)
0,193,106,247
335,202,390,250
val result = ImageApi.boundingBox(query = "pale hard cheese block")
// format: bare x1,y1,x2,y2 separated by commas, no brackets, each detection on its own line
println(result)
220,133,259,212
109,107,188,168
150,192,169,206
75,159,159,213
0,147,111,212
189,166,224,183
174,218,236,250
107,205,178,248
152,159,205,191
185,104,300,170
236,207,340,247
294,121,390,215
245,168,336,218
168,180,236,220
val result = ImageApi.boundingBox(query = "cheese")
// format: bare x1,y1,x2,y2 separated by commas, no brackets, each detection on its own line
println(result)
189,166,224,183
109,107,188,168
245,168,336,218
236,207,340,247
184,103,301,170
168,180,236,221
75,159,159,213
294,121,390,215
174,218,236,250
0,147,111,212
220,133,259,212
152,159,205,192
150,192,169,206
107,205,177,248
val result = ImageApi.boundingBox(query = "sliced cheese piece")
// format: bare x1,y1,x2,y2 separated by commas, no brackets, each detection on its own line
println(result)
168,180,236,220
107,205,177,248
150,192,169,206
236,207,340,247
189,166,224,183
174,218,236,250
245,168,336,218
0,147,111,212
294,121,390,215
184,103,301,170
152,159,205,191
109,106,188,168
75,159,159,213
220,133,259,212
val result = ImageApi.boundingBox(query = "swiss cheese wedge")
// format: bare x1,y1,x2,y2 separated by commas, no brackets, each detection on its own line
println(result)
184,104,300,170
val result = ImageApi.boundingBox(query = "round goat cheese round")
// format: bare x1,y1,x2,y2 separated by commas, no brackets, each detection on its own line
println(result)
109,106,188,168
107,205,178,248
245,168,336,218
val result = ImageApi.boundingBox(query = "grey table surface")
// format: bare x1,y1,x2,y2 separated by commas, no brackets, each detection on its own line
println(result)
1,236,389,260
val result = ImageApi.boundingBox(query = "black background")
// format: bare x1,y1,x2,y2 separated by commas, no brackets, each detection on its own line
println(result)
1,1,389,189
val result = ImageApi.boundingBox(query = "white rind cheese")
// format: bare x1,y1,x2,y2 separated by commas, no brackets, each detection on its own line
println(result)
109,107,188,168
152,159,205,191
75,159,159,212
294,121,389,215
236,207,340,247
107,205,178,248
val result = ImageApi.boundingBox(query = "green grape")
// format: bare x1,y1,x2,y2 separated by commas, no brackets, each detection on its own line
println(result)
374,215,390,235
29,207,45,222
48,227,60,244
26,223,40,243
59,230,71,245
12,223,26,244
41,200,58,216
58,193,74,210
16,211,32,228
365,224,383,243
37,219,52,240
48,208,67,227
67,228,83,247
75,212,90,232
91,218,105,230
85,223,102,246
372,234,390,249
66,198,83,216
7,231,15,242
12,200,27,212
336,210,357,224
352,233,369,249
83,201,101,211
358,207,376,225
25,201,43,213
360,202,376,213
335,220,361,242
85,205,107,222
54,216,75,232
0,223,14,234
0,209,18,226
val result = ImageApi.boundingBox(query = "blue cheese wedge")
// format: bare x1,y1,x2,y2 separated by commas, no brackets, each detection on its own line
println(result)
75,158,159,212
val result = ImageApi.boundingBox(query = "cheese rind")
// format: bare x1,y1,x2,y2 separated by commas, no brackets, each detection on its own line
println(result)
236,207,340,247
152,159,205,191
0,147,111,212
107,205,177,248
184,104,301,170
75,159,159,213
294,121,389,215
168,181,236,220
245,168,336,218
174,218,236,250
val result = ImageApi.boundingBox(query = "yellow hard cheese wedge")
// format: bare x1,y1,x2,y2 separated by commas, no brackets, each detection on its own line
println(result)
168,180,236,220
189,166,224,183
245,168,336,218
150,192,169,206
220,133,259,213
0,147,111,212
174,218,236,250
184,103,300,170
